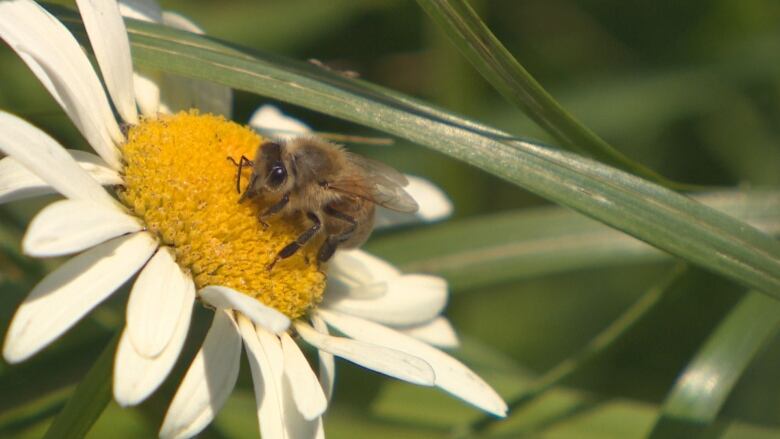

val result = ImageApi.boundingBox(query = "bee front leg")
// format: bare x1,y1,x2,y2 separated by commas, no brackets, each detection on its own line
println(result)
238,174,258,203
227,155,254,196
259,192,290,229
268,212,321,270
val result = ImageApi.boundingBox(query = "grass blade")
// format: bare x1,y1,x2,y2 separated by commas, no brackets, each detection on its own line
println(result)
465,264,688,435
370,190,780,290
49,7,780,299
42,333,118,439
650,291,780,437
415,0,683,188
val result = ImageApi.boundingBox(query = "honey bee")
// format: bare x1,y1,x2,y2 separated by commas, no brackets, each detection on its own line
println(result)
229,137,418,268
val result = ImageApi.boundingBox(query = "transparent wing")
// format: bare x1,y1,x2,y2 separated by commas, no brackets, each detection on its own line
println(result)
329,176,419,213
345,153,409,186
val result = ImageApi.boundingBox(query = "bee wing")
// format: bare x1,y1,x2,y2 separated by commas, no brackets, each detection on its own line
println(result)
346,153,409,186
329,176,419,213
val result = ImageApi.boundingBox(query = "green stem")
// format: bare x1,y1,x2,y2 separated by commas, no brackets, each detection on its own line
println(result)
43,332,119,439
463,264,688,436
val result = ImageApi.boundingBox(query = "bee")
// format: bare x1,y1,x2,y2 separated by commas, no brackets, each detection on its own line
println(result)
229,137,418,268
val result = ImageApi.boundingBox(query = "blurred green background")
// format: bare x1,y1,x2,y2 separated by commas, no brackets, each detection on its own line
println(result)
2,0,780,437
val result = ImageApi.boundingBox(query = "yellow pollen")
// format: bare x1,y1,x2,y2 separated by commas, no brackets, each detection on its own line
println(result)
118,111,325,319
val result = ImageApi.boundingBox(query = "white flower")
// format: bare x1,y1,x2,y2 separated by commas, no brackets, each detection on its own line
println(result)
0,0,505,438
160,112,503,439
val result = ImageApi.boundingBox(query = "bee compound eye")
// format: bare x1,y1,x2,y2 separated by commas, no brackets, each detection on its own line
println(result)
268,166,287,187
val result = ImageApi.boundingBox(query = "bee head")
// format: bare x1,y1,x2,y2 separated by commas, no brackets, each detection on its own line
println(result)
249,141,291,195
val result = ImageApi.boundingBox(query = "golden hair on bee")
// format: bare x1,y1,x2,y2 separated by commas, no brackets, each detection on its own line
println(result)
228,137,418,269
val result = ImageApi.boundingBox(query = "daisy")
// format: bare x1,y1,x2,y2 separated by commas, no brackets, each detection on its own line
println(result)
0,0,507,437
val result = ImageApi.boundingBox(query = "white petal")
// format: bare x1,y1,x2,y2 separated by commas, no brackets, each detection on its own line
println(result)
249,105,312,140
0,150,121,204
0,1,123,168
127,248,195,358
248,324,327,439
0,155,56,204
399,317,459,348
118,0,162,22
286,417,324,439
157,11,232,118
330,249,400,281
310,314,335,402
294,321,434,386
157,73,233,119
2,233,157,363
324,274,447,326
118,0,163,116
132,70,162,117
0,112,117,205
326,277,386,300
375,175,453,228
199,286,289,334
282,383,324,439
23,199,141,257
75,0,138,124
159,310,241,439
326,249,401,302
69,150,125,185
281,332,327,420
317,310,507,417
160,10,203,33
113,287,194,406
238,316,287,439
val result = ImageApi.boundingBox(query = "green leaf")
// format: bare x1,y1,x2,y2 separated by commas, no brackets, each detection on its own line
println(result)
369,190,780,290
42,333,118,439
51,7,780,299
649,291,780,437
414,0,685,189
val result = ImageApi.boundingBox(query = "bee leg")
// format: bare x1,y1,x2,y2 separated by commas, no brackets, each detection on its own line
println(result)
318,206,358,263
268,212,321,270
317,237,339,263
317,226,356,263
227,155,254,197
237,174,258,203
259,192,290,229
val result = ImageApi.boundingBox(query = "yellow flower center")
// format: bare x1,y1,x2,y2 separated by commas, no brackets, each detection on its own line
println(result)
118,111,325,319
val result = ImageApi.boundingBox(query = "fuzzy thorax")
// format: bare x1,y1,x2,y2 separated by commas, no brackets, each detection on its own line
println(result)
118,111,325,319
